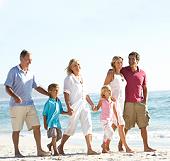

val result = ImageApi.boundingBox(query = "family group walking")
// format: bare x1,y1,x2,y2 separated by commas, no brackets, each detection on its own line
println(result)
4,50,156,157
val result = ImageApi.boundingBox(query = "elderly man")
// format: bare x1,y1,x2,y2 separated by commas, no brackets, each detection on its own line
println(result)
4,50,50,157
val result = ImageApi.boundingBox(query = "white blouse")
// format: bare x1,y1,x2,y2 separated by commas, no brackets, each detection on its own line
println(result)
64,73,87,106
109,74,126,101
109,74,127,114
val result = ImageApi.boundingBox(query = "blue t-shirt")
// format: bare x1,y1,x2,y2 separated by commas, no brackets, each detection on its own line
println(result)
4,65,38,107
43,98,63,129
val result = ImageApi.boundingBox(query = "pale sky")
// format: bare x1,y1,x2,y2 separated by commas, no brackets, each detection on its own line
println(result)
0,0,170,93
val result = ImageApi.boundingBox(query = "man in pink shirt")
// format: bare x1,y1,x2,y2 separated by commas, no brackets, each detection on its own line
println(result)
118,52,156,152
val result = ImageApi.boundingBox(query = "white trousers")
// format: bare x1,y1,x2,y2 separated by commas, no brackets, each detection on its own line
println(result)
64,100,92,136
101,120,114,142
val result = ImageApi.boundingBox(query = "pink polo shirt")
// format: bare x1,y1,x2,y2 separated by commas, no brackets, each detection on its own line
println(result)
121,66,147,102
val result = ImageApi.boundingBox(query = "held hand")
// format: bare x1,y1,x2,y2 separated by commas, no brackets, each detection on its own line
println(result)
67,110,73,116
67,108,73,115
93,107,98,112
92,105,98,111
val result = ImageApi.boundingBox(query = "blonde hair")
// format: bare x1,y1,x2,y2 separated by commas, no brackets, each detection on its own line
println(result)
111,56,123,71
100,85,112,98
66,59,80,75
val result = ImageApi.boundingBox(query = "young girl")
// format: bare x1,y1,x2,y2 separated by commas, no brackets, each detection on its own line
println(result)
94,85,133,153
43,83,71,156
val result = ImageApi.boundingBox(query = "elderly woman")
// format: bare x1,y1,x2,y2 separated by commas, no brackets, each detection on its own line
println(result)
58,59,97,155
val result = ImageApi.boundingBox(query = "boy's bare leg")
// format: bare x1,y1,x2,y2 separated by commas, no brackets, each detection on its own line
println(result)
47,142,52,151
58,134,70,155
52,137,59,156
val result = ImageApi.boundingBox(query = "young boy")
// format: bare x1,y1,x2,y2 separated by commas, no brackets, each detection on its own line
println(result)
43,83,70,156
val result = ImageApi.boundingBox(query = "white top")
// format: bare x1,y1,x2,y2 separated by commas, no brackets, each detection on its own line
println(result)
64,73,86,106
110,74,126,100
110,74,126,112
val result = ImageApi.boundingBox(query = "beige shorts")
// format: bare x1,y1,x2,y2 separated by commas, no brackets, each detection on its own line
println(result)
10,106,40,131
123,102,150,130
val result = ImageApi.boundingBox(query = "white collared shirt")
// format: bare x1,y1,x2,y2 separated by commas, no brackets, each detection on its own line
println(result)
64,73,87,106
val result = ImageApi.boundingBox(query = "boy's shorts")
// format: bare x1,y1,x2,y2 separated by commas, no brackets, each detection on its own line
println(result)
123,102,150,130
10,106,40,131
47,128,62,141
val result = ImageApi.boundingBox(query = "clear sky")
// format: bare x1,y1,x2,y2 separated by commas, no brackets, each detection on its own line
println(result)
0,0,170,93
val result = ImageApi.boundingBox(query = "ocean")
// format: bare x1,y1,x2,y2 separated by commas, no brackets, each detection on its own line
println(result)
0,90,170,148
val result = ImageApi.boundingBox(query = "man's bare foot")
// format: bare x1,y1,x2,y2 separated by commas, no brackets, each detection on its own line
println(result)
87,149,99,155
58,145,65,155
37,150,51,157
144,147,156,152
15,153,25,158
118,143,124,151
47,144,52,151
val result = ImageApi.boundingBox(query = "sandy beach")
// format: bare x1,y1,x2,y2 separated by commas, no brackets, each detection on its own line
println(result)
0,132,169,161
1,91,170,161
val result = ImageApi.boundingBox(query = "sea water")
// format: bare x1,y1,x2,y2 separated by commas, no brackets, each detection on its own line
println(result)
0,90,170,148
